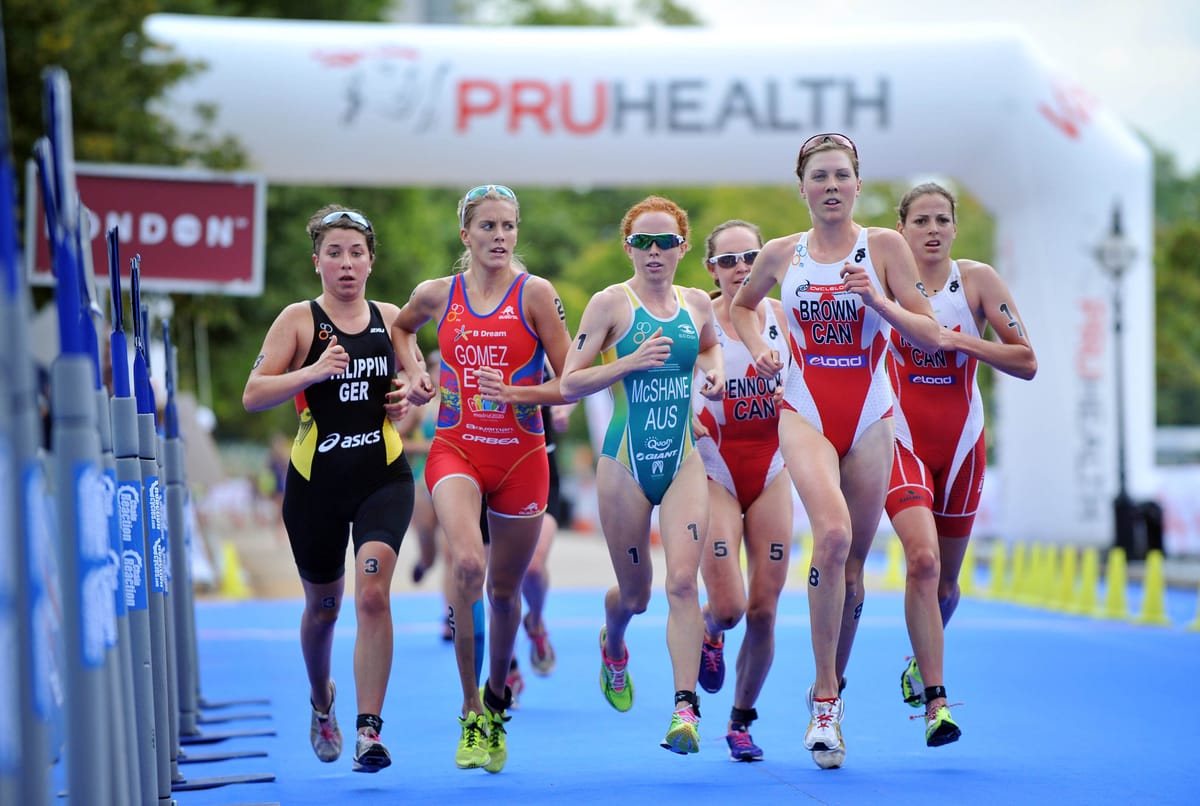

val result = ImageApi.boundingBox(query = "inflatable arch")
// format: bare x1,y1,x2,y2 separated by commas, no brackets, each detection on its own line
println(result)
145,14,1154,545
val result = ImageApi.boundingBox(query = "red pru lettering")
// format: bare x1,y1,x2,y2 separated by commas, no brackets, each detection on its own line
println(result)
1075,298,1106,380
457,79,502,131
456,79,607,135
511,80,553,132
562,82,605,134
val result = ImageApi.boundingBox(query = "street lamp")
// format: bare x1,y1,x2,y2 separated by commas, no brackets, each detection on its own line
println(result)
1093,204,1138,557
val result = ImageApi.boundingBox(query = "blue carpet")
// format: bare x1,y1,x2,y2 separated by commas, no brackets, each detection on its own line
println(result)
169,580,1200,806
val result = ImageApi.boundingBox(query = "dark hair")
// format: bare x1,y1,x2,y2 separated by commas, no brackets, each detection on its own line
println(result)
897,182,957,224
704,219,763,297
704,219,763,262
307,204,376,257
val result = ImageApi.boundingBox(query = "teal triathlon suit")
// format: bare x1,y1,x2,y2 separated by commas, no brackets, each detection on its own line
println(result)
601,283,700,506
282,300,414,584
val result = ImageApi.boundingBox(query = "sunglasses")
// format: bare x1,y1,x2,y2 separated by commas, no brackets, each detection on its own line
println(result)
798,132,859,162
707,250,760,269
625,232,686,251
460,184,518,227
321,210,373,230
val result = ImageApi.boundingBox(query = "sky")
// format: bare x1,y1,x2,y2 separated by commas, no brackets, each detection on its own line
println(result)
636,0,1200,173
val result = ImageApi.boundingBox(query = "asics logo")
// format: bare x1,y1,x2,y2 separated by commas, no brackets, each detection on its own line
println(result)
318,430,381,452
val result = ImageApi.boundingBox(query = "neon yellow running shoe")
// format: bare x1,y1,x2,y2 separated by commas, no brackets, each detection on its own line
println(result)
659,708,700,754
925,704,962,747
599,627,634,712
455,711,490,770
480,685,512,774
900,656,925,708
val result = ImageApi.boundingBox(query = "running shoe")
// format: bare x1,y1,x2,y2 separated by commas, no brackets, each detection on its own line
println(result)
698,634,725,694
901,656,925,708
480,686,512,774
925,704,962,747
455,711,491,769
804,685,845,769
505,660,525,710
725,726,763,762
525,613,556,676
599,627,634,712
660,708,700,754
309,680,342,763
352,729,391,773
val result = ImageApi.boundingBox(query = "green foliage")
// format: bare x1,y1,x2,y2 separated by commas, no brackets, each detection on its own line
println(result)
5,0,202,170
634,0,701,25
457,0,699,26
1154,221,1200,425
9,0,1200,445
1153,146,1200,227
1150,140,1200,424
157,0,393,21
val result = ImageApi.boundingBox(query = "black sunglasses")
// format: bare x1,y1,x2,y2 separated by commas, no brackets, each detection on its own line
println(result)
708,250,760,269
625,232,685,251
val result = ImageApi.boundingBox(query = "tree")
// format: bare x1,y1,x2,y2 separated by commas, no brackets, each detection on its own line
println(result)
1149,140,1200,425
14,2,1199,443
1154,221,1200,425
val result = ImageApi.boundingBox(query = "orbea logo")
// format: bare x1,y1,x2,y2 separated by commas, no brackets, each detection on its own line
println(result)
463,434,519,445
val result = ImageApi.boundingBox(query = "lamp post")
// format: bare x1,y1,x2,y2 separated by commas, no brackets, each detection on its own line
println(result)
1093,204,1138,557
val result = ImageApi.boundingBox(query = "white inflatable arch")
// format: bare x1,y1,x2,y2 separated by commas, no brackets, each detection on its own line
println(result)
146,14,1154,546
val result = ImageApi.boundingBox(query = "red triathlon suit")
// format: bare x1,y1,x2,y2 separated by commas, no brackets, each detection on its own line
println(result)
885,260,985,539
695,304,789,511
425,272,549,518
780,228,893,458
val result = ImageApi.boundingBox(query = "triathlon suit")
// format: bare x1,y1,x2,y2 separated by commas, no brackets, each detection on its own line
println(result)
695,304,789,510
601,283,700,506
541,361,566,523
885,261,985,538
780,228,893,457
425,272,549,518
283,300,414,584
409,411,438,481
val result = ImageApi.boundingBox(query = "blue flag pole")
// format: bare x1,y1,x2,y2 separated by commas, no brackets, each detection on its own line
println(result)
41,65,114,806
108,244,157,806
80,215,134,806
0,9,38,804
160,318,202,739
131,260,174,803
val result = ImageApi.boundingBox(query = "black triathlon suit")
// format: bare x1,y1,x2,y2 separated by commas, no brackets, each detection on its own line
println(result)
282,300,414,584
